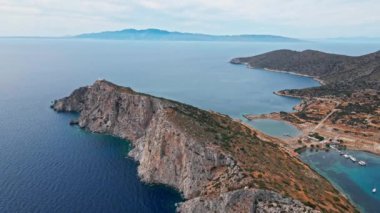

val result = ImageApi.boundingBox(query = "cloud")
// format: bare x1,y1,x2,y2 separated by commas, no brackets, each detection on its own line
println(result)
0,0,379,37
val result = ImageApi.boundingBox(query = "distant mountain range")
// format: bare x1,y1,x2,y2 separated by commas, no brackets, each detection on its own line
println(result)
75,28,300,42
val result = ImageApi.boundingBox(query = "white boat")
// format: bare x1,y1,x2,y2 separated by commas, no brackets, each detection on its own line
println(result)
372,188,377,193
358,161,366,166
344,154,349,158
349,156,357,162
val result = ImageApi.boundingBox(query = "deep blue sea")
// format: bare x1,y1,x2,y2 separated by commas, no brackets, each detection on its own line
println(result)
0,39,379,212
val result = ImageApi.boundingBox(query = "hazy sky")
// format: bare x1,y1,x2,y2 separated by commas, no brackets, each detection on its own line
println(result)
0,0,379,38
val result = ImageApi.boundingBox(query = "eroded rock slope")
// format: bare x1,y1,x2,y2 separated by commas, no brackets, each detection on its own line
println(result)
52,80,356,212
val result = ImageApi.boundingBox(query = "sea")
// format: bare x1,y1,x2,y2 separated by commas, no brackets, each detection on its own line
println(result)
0,38,379,212
301,149,380,213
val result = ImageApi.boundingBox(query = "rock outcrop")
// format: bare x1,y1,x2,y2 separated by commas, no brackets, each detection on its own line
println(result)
52,80,356,212
179,188,317,213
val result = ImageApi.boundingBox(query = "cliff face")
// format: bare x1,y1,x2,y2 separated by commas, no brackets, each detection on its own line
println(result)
52,80,356,212
53,80,239,199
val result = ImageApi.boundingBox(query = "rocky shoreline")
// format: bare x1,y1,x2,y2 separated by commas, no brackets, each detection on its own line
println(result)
230,49,380,88
231,59,326,86
51,80,356,212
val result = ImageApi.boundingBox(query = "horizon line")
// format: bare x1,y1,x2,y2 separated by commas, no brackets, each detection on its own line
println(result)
1,28,380,41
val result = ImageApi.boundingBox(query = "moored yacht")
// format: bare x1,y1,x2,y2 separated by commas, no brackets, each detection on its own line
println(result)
358,161,366,166
349,156,357,162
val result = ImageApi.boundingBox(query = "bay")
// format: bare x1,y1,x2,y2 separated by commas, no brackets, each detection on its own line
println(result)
0,39,379,212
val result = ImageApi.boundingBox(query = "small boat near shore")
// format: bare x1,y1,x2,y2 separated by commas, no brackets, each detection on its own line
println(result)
332,146,368,167
342,153,366,165
372,188,377,193
349,156,357,162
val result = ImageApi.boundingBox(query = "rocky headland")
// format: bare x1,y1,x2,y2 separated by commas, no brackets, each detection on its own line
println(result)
52,80,356,212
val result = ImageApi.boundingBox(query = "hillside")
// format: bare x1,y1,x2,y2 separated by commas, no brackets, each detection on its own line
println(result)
75,28,300,42
51,80,356,212
231,49,380,96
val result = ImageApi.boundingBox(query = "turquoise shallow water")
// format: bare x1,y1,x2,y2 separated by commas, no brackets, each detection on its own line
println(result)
0,39,379,212
301,149,380,212
248,119,300,138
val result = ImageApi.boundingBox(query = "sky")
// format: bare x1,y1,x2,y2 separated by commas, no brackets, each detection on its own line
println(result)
0,0,379,38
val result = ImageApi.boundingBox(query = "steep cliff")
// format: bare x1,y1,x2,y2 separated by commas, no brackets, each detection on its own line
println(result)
52,80,356,212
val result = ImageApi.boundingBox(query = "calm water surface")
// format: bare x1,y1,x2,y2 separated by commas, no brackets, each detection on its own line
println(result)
0,39,379,212
248,119,300,138
301,150,380,213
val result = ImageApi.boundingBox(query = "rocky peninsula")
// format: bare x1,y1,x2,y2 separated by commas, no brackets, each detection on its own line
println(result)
52,80,356,212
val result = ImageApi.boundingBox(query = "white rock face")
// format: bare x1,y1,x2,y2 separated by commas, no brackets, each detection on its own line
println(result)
52,81,237,198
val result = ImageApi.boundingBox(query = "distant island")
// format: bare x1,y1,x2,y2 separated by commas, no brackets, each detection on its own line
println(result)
231,50,380,154
74,28,300,42
52,80,355,212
